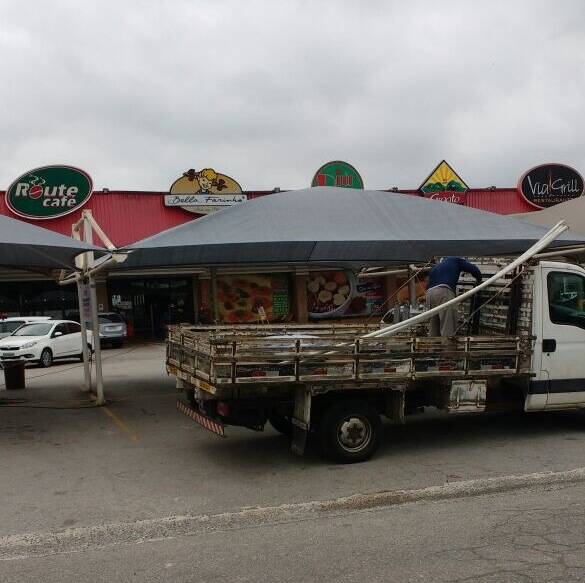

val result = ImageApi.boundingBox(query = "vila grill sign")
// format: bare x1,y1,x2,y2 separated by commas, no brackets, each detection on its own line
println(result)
6,165,93,219
518,163,584,209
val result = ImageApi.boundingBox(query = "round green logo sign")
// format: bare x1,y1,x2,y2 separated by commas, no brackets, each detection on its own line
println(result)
311,161,364,189
6,165,93,220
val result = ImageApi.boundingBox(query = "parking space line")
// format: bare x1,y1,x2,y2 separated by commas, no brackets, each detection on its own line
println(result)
101,406,140,444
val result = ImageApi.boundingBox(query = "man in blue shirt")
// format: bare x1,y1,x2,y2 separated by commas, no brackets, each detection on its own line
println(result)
426,257,482,337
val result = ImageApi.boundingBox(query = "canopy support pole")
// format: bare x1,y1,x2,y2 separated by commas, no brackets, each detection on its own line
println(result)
364,221,568,339
83,212,105,405
72,226,92,394
76,278,91,393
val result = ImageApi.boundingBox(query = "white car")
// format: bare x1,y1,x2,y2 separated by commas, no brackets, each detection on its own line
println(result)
0,320,94,368
0,316,52,339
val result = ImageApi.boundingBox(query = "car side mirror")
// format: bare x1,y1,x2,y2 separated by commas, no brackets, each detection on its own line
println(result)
54,331,63,337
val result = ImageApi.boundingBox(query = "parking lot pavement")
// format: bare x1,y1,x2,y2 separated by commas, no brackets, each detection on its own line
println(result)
2,343,585,539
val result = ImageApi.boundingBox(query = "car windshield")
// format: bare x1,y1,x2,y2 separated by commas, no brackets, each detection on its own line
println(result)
13,323,53,336
99,314,124,324
0,321,24,333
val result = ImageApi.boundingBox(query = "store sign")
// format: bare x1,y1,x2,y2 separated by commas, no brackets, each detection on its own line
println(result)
165,193,247,208
167,168,246,215
518,163,584,209
311,161,364,189
419,160,468,196
426,191,467,205
6,165,93,220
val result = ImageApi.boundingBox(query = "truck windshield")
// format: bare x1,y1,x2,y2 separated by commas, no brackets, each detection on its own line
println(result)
13,323,53,336
547,272,585,329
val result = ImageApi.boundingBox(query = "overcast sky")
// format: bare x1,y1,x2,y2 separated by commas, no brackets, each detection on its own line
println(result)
1,0,584,192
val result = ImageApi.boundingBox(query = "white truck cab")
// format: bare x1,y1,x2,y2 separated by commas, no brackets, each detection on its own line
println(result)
528,260,585,410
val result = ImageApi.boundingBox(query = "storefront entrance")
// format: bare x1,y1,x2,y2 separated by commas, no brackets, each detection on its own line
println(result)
108,277,194,338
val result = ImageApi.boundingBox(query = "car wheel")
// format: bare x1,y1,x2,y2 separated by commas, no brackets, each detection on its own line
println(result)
39,348,53,368
319,400,382,464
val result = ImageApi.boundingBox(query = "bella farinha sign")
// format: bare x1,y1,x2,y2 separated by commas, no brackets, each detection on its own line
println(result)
165,193,247,208
6,165,93,220
166,168,246,215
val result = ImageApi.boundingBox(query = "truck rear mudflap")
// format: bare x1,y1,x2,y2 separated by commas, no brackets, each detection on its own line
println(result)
177,399,225,437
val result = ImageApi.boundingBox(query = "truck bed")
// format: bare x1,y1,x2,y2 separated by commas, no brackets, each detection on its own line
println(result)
167,324,533,398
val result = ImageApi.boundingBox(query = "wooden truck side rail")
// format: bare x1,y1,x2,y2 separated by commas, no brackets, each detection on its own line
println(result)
167,325,533,398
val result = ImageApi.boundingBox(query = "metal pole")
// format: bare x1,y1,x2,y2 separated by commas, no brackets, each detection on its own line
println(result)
89,275,105,404
408,266,417,309
76,278,91,392
83,211,105,404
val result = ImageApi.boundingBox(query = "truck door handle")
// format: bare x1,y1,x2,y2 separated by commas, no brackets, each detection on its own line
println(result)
543,339,556,353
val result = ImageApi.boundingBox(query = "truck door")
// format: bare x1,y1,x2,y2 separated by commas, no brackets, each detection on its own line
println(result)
541,266,585,406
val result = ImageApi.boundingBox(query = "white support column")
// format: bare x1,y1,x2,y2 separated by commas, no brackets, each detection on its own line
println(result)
89,275,105,404
77,278,91,392
83,211,105,405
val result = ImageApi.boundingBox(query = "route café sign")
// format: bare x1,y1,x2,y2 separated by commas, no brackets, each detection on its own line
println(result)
6,165,93,220
518,163,584,209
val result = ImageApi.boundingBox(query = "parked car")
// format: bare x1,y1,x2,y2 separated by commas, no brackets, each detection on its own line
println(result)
0,316,52,339
98,312,127,348
0,320,93,368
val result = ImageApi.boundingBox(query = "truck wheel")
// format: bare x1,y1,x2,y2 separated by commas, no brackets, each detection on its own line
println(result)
268,411,294,437
319,400,382,464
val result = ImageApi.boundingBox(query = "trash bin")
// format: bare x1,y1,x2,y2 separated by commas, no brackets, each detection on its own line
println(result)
3,361,26,390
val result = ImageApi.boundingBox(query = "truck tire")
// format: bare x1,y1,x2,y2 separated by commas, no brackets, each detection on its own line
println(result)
268,411,294,437
319,400,382,463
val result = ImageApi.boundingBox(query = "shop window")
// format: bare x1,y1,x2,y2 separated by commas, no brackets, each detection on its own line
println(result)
547,272,585,329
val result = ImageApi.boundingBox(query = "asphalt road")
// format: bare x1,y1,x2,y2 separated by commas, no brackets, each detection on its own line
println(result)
2,344,585,581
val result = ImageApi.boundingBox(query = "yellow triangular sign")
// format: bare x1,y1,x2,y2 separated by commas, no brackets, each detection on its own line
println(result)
419,160,468,194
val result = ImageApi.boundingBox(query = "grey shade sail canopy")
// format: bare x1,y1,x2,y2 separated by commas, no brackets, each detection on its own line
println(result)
0,214,105,269
124,187,585,268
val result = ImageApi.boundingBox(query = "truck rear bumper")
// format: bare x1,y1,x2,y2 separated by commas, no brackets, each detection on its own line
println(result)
177,399,225,437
